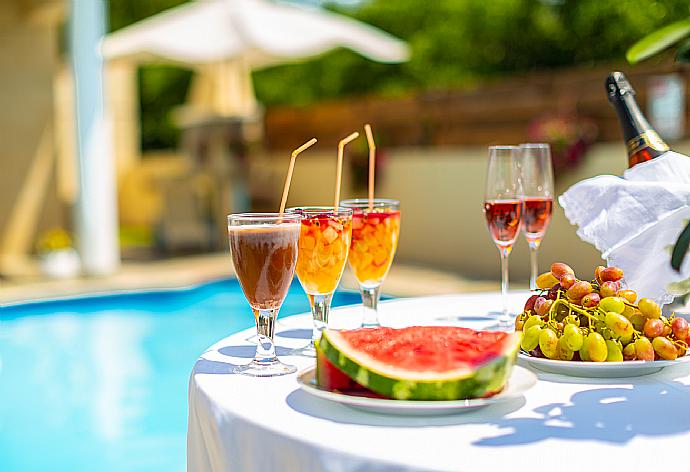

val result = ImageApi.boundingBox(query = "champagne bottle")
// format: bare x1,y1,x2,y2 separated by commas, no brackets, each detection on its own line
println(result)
606,71,670,168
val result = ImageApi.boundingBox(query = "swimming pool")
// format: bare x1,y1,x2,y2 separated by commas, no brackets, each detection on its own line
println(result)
0,279,364,471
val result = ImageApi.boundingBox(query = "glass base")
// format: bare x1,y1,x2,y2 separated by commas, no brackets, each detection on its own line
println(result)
361,320,381,329
290,344,316,357
487,311,515,332
233,360,297,377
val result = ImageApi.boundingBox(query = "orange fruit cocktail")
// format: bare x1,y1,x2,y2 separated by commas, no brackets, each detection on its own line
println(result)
340,199,400,327
290,207,353,356
296,213,352,294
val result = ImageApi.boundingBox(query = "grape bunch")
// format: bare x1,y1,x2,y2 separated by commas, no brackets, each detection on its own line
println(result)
515,262,689,362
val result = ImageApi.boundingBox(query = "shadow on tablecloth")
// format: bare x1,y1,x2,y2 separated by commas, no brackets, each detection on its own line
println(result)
285,389,527,427
473,369,690,446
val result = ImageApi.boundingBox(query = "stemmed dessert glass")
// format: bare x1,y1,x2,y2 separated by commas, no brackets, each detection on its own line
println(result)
289,206,353,356
483,146,522,330
340,198,401,328
227,212,301,377
518,143,555,290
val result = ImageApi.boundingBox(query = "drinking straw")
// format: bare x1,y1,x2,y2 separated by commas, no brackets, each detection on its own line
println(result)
364,124,376,210
334,132,360,211
279,138,317,216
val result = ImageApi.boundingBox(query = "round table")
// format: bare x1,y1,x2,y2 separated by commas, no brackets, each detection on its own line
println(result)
188,292,690,472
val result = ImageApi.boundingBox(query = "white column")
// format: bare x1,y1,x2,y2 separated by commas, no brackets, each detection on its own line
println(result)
70,0,120,275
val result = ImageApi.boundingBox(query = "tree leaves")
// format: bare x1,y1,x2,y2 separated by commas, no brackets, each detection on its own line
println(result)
626,18,690,64
671,220,690,272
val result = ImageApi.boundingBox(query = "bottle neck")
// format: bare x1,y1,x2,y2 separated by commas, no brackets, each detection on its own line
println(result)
611,92,669,161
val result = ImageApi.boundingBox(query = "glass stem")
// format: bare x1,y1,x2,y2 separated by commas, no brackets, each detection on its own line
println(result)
499,246,512,329
253,308,278,365
309,293,333,347
528,241,540,291
361,285,381,328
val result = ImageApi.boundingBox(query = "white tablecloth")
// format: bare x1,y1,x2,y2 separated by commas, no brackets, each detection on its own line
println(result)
188,293,690,472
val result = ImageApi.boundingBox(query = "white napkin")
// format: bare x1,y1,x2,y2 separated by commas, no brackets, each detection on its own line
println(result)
559,152,690,306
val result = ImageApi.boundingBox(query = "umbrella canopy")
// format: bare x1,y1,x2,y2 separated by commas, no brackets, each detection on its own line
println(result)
102,0,409,67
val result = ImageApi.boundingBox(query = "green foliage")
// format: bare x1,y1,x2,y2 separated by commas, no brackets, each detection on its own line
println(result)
109,0,690,148
254,0,690,106
627,18,690,63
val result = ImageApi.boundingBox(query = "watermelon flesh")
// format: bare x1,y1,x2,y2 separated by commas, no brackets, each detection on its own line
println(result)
316,326,521,401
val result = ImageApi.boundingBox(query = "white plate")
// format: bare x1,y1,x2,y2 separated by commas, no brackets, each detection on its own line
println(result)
296,365,536,416
518,352,690,378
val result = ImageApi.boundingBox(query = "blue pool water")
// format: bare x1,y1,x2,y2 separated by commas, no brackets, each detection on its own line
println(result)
0,279,363,471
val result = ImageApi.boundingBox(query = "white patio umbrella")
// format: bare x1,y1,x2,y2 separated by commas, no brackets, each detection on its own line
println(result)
102,0,409,117
103,0,409,66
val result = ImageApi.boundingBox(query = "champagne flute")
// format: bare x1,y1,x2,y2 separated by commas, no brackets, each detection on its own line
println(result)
227,213,301,377
518,143,555,290
483,146,522,330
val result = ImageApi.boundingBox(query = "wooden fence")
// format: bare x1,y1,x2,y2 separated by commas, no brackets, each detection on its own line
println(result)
263,62,690,151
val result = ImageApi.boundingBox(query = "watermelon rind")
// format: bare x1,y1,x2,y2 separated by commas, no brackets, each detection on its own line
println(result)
316,329,522,401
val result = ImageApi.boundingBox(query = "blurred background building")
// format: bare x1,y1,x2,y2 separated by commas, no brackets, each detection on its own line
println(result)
2,0,690,283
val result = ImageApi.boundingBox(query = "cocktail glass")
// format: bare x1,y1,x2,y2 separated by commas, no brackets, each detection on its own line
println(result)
340,199,401,328
227,213,301,377
289,207,353,356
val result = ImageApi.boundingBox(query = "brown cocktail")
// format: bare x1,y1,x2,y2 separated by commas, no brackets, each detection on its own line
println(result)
227,213,301,377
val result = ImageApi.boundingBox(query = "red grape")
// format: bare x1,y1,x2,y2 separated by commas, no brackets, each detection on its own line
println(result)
643,318,664,338
599,281,620,298
524,294,539,312
581,292,600,308
566,281,593,302
560,274,576,290
600,266,624,282
594,265,605,283
671,317,689,341
534,297,553,316
551,262,575,281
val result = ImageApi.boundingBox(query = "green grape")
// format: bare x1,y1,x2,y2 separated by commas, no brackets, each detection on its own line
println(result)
586,332,608,362
617,289,637,304
598,297,625,314
539,328,559,359
563,323,584,351
605,340,624,362
635,337,655,361
580,333,591,361
638,298,661,319
523,315,545,332
630,313,646,332
619,331,633,346
652,337,678,360
604,311,634,338
564,314,580,326
623,343,637,360
556,336,574,361
521,325,542,352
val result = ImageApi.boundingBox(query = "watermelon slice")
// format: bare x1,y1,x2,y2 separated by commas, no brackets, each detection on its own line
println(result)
316,326,521,401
